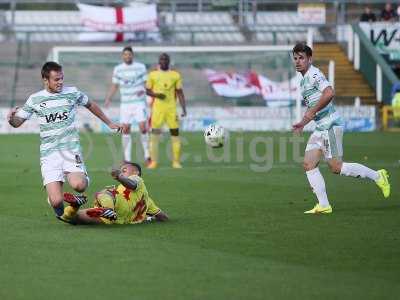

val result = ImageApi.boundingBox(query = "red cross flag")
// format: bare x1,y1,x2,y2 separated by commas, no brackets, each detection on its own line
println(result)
78,3,158,42
205,69,299,106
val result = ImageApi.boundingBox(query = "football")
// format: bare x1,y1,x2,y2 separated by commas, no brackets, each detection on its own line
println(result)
204,124,225,148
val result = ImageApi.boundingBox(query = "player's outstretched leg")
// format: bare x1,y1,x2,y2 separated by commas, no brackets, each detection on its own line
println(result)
303,149,332,214
333,161,390,198
86,207,117,220
61,192,88,223
63,192,88,207
62,208,117,225
122,124,132,162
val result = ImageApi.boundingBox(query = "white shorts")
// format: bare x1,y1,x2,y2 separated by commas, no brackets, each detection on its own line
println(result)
120,102,147,125
40,150,89,186
305,126,344,159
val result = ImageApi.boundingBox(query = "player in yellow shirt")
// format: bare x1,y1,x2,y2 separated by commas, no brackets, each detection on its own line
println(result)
61,162,168,224
145,53,187,169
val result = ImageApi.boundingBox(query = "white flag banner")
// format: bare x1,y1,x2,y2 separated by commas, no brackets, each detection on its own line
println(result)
205,69,298,106
77,3,158,42
257,75,298,106
204,69,259,98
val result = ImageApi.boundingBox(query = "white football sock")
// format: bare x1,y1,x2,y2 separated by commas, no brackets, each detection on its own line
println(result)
140,132,150,159
122,134,132,161
306,168,330,207
340,162,379,181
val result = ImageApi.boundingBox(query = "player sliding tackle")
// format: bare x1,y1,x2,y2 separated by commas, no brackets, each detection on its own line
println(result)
8,62,122,222
292,43,390,214
61,161,169,224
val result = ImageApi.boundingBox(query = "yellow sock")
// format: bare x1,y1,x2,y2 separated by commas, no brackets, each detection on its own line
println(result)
171,136,181,163
61,205,79,221
150,133,160,163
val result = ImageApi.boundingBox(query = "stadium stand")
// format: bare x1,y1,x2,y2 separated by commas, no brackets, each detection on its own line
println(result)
4,10,318,45
162,12,245,44
246,12,323,44
5,11,80,42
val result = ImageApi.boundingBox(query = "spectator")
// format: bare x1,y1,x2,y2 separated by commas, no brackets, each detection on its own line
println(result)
360,6,377,22
380,3,397,21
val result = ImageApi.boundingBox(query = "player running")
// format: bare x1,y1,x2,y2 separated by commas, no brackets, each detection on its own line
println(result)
61,161,169,224
7,61,122,222
291,43,390,214
105,46,151,165
145,53,187,169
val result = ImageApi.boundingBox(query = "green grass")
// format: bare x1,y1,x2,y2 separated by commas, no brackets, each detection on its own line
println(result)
0,132,399,300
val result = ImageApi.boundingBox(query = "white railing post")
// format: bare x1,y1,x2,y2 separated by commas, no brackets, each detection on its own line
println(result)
376,64,382,102
354,33,360,70
348,25,354,61
52,47,59,63
329,60,335,89
307,27,313,48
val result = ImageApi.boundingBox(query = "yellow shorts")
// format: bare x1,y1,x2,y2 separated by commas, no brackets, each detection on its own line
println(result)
151,107,179,129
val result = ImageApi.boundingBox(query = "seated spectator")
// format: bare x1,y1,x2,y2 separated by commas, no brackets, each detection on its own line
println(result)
381,3,397,21
360,6,376,22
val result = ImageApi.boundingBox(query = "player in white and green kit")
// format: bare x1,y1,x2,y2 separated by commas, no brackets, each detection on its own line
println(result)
8,61,122,222
292,43,390,214
105,46,150,164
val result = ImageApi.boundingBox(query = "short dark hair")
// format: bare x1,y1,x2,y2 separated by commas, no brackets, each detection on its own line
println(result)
122,161,142,176
122,46,133,54
292,43,313,57
160,52,170,60
41,61,62,79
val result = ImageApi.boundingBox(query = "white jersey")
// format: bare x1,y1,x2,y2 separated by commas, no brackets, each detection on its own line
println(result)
16,87,89,158
299,65,343,131
112,62,147,104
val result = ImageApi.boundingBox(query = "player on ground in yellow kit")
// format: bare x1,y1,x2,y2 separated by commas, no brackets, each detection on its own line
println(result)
61,162,168,224
145,53,187,169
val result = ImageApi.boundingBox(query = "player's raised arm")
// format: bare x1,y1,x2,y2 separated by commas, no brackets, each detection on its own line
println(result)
110,169,138,190
84,100,122,132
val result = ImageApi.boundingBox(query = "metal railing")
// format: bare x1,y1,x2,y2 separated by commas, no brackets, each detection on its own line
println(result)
349,24,398,104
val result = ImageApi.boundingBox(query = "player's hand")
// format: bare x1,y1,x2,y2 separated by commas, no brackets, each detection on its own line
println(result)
181,110,187,118
111,168,121,180
154,210,169,222
108,122,123,133
292,122,304,134
7,106,19,122
156,93,166,100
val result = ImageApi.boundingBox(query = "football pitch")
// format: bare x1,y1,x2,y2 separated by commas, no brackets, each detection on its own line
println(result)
0,131,399,300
